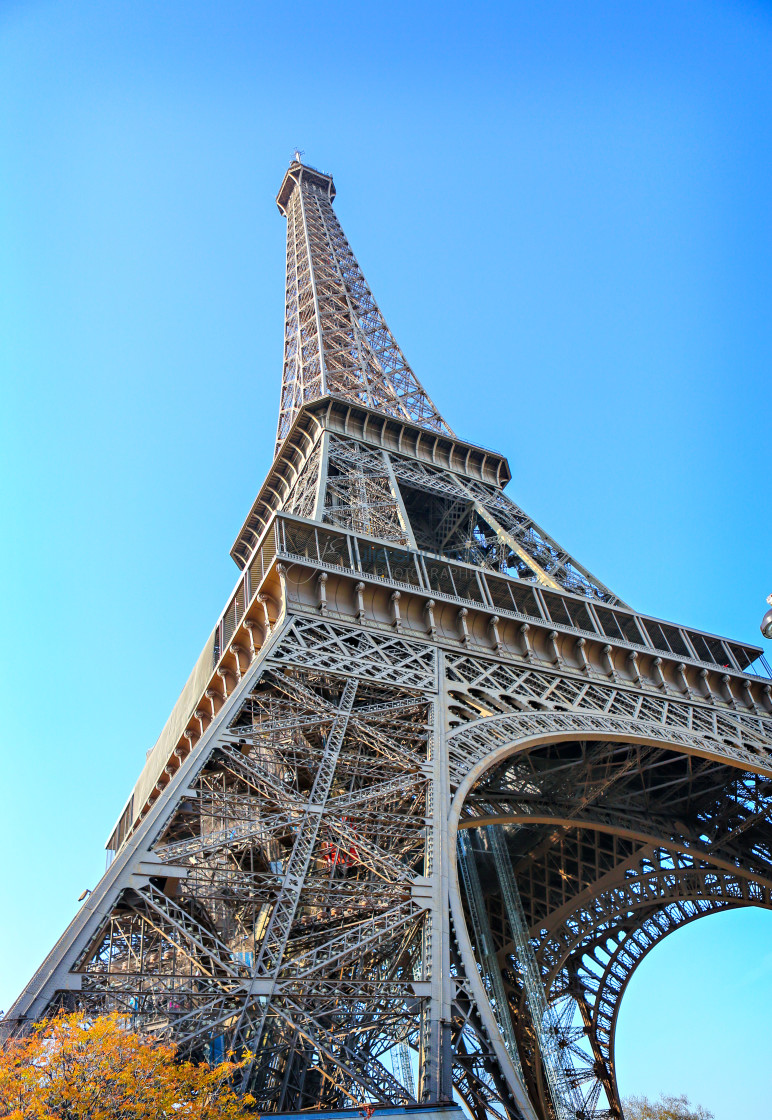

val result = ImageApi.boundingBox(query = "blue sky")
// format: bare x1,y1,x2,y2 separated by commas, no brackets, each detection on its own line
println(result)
2,2,771,1116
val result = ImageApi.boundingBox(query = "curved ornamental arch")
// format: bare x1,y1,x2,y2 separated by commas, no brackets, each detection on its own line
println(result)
447,709,772,1120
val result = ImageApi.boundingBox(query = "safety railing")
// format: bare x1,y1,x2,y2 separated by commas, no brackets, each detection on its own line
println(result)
271,513,770,680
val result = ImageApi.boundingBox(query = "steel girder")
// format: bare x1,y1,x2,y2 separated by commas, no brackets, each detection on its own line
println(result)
448,694,772,1119
275,161,451,451
273,159,621,603
6,616,772,1120
6,160,772,1120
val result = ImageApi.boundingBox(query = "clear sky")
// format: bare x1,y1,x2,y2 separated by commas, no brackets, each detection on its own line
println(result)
1,2,771,1116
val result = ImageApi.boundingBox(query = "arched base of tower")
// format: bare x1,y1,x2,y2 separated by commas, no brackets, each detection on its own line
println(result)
448,711,772,1119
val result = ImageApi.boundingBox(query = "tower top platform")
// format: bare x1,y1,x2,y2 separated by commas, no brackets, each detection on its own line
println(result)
276,159,335,215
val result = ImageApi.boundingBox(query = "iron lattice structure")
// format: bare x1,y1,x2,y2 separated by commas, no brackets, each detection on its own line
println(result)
6,159,772,1120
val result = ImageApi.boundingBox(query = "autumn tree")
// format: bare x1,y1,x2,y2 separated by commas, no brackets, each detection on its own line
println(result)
623,1092,714,1120
0,1011,254,1119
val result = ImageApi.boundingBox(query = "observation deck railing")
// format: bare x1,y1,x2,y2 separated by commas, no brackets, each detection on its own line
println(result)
212,511,770,681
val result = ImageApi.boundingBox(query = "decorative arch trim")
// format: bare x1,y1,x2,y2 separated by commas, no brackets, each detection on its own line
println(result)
446,711,772,1120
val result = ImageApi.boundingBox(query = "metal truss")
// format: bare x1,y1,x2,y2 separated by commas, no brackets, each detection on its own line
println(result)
323,435,411,545
450,702,772,1117
303,428,622,604
457,830,526,1082
6,159,772,1120
36,652,434,1112
275,160,451,450
273,158,619,603
284,439,323,521
485,826,583,1120
11,611,772,1119
382,447,622,604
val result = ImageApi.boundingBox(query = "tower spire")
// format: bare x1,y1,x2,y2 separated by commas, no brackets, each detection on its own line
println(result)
274,159,453,451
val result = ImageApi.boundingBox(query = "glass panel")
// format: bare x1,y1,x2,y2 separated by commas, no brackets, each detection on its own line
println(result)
316,530,351,569
486,578,517,614
510,583,543,619
569,600,598,634
261,524,277,569
359,543,391,581
233,586,245,625
615,613,645,645
541,591,573,628
703,636,732,667
689,634,711,662
222,599,237,646
425,560,458,599
730,645,756,671
386,546,423,587
688,632,732,666
595,606,626,642
282,522,318,560
248,552,264,592
642,620,670,653
657,623,692,659
450,565,484,603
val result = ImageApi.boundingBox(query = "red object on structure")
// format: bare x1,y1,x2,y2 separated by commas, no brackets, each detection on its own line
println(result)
321,818,359,867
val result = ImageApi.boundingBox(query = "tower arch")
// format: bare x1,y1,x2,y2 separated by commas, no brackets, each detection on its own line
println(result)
448,713,772,1117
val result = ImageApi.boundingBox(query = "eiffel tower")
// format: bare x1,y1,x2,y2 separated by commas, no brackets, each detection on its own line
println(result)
6,158,772,1120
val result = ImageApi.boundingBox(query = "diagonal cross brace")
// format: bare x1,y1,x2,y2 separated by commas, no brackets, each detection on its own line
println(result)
236,677,358,1086
255,677,358,976
276,995,416,1105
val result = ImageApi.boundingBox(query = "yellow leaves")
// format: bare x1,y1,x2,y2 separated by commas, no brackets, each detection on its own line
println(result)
0,1012,255,1120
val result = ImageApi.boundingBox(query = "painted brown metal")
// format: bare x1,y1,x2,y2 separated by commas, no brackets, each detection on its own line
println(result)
5,161,771,1120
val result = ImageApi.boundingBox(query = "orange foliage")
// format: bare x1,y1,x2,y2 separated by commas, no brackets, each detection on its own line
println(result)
0,1012,255,1119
